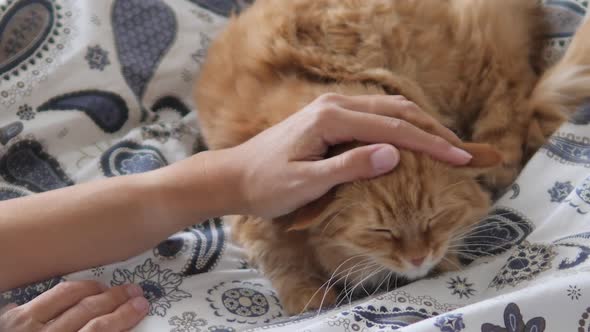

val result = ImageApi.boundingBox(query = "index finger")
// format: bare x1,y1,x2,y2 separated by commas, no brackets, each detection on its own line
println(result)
323,108,472,165
327,94,462,145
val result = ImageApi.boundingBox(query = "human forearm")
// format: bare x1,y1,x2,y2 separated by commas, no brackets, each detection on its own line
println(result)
0,150,240,291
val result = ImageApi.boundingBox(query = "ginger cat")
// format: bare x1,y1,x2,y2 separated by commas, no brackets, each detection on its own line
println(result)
195,0,590,314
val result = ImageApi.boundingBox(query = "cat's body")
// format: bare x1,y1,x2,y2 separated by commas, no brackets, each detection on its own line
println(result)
195,0,590,314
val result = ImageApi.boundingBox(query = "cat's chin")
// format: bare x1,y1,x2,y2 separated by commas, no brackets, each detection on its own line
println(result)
400,268,430,280
399,261,437,280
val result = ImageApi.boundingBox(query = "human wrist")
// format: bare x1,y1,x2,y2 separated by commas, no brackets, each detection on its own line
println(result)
141,148,248,226
118,172,188,233
192,147,249,217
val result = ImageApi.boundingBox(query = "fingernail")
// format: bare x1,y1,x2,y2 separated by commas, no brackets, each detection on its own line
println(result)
130,297,149,313
371,146,399,175
449,146,473,163
126,284,144,298
98,283,109,292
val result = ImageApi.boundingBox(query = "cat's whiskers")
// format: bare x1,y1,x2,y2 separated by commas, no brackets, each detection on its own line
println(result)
353,262,381,296
451,220,517,245
449,239,510,249
385,271,394,293
301,253,371,315
312,260,379,316
357,259,387,297
339,260,375,308
316,259,376,314
446,249,480,259
448,239,513,251
340,266,386,311
452,210,520,239
451,219,510,241
448,247,507,256
446,243,513,264
441,256,464,273
452,224,489,239
453,234,516,243
341,260,375,303
439,180,468,194
369,270,394,298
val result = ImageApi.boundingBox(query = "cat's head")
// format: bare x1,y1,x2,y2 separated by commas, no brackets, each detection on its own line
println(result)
285,143,501,279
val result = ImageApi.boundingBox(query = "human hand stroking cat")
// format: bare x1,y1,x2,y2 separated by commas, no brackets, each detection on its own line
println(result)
228,93,473,219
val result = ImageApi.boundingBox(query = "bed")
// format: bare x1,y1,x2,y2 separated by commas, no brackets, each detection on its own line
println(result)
0,0,589,331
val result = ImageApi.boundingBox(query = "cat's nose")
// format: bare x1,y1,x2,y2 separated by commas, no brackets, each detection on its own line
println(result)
410,256,426,267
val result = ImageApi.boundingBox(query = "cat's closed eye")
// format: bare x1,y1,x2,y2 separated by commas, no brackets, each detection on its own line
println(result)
370,228,400,239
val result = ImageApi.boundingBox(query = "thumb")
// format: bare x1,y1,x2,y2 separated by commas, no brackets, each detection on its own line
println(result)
310,144,400,186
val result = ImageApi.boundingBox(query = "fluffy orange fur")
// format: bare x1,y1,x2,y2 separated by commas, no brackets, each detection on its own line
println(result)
195,0,590,314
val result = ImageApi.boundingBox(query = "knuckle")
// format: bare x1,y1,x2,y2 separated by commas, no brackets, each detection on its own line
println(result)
425,119,439,132
366,97,380,114
52,282,81,297
316,92,342,104
4,307,29,326
107,286,132,305
401,100,419,112
334,153,352,172
394,106,410,119
78,297,102,316
417,119,438,132
85,318,111,332
386,118,404,130
313,105,339,126
52,281,76,294
432,136,450,148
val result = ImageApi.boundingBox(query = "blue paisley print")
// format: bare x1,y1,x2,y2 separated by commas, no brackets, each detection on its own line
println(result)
38,90,129,133
85,45,111,71
188,0,253,17
0,0,57,76
0,139,74,192
341,304,436,330
100,140,168,177
112,0,177,122
435,313,465,332
548,181,574,202
0,121,23,144
543,135,590,165
481,303,546,332
459,207,534,265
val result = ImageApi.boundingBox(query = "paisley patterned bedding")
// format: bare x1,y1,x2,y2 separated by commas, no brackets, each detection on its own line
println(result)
0,0,589,331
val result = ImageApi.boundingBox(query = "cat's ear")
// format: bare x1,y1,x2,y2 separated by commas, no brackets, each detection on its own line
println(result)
277,191,335,232
459,142,503,169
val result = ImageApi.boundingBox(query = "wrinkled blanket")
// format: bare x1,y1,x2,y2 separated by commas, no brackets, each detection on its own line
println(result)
0,0,588,331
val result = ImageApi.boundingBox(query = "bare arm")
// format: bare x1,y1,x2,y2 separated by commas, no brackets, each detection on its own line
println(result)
0,150,238,291
0,94,470,292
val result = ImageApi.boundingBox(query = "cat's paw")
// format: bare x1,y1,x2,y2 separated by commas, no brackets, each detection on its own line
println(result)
279,285,338,315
